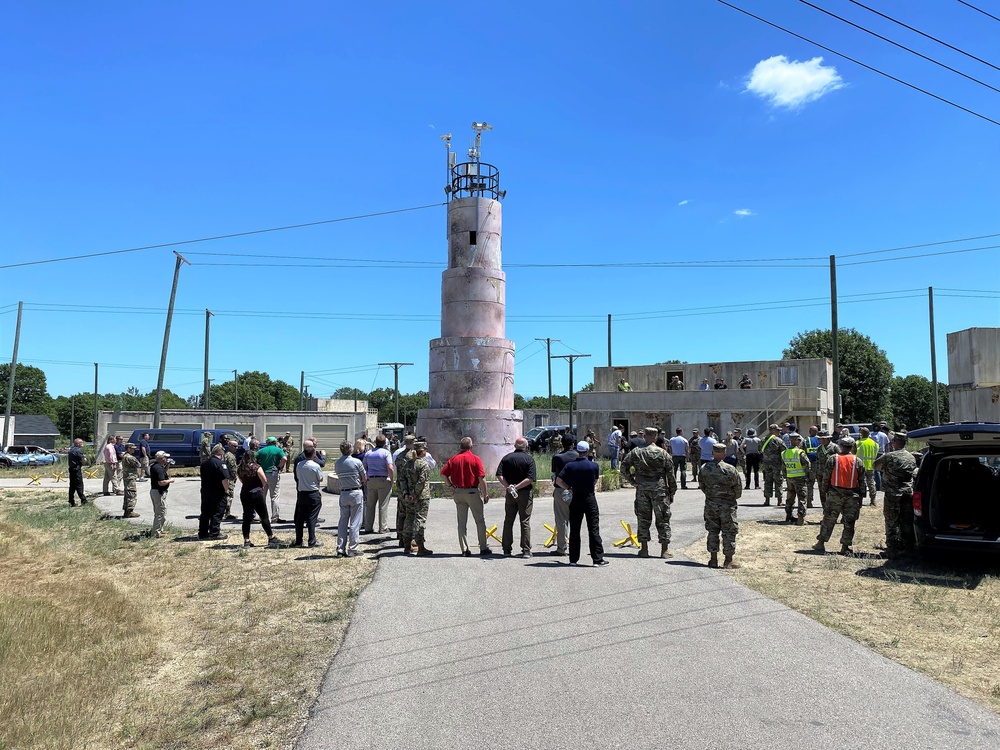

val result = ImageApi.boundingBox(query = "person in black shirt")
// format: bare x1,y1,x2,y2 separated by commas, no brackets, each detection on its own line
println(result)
199,445,230,540
149,451,174,538
556,443,608,566
67,438,88,506
549,436,579,556
497,437,537,558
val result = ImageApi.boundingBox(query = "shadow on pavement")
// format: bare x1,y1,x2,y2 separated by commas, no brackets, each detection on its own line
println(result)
666,559,706,568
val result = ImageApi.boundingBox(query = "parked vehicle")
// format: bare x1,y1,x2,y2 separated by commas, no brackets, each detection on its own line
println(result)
126,428,247,467
909,422,1000,552
0,445,61,468
527,425,576,453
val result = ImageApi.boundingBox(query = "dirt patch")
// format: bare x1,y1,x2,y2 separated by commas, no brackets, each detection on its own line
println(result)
684,505,1000,712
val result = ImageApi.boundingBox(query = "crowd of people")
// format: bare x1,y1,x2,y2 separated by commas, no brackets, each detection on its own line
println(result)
65,417,917,568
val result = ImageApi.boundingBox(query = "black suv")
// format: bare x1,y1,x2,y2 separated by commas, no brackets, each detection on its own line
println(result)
909,422,1000,551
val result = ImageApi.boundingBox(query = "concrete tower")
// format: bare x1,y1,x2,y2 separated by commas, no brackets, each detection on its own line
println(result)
416,123,522,474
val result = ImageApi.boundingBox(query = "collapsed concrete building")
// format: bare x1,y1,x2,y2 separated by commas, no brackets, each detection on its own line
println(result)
575,358,835,455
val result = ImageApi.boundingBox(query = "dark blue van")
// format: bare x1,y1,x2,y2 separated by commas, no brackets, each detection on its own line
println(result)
127,428,247,467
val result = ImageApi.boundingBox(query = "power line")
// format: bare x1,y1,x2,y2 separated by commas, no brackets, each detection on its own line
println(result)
848,0,1000,73
799,0,1000,93
838,231,1000,258
839,243,1000,266
716,0,1000,127
0,202,446,271
957,0,1000,25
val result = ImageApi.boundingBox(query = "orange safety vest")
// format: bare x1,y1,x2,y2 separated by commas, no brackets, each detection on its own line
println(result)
830,454,859,489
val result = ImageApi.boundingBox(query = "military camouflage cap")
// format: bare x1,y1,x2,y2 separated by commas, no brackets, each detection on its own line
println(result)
403,434,416,442
125,442,135,449
414,441,427,449
817,430,832,439
643,427,658,435
712,442,727,452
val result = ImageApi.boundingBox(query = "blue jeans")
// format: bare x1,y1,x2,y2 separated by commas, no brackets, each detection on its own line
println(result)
609,446,619,471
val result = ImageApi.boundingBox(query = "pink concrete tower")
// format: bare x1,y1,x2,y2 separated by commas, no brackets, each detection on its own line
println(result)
416,123,522,474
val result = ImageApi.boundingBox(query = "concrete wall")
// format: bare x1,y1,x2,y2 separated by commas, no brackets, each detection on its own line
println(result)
595,358,831,393
947,328,1000,387
948,386,1000,423
521,409,571,430
98,409,371,451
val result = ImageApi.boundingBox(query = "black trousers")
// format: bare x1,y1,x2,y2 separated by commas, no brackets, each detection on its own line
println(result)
673,456,687,487
568,492,605,564
68,469,87,505
295,489,323,544
199,493,226,537
240,487,273,538
745,454,762,487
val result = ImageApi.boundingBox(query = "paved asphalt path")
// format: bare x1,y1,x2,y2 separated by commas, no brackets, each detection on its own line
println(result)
8,472,1000,747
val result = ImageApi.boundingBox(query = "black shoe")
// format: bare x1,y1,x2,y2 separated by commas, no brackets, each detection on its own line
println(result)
462,549,472,557
309,540,323,548
81,500,88,505
594,559,610,567
317,518,326,523
207,533,228,541
480,549,493,556
243,540,255,548
548,550,567,556
69,502,77,507
520,551,532,559
744,485,750,490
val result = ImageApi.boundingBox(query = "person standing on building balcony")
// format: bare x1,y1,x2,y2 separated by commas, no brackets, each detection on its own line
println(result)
617,377,631,392
668,375,684,390
739,373,753,389
698,378,711,391
714,377,728,389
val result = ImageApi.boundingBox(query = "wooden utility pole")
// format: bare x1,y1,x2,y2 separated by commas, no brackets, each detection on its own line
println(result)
535,338,560,408
93,363,99,443
2,301,23,448
607,314,612,366
553,353,590,432
378,362,413,423
153,252,190,428
929,286,940,425
203,309,213,410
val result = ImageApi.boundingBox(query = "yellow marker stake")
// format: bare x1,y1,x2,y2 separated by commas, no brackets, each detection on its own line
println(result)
51,472,66,482
486,524,503,544
543,524,558,547
614,519,640,549
27,474,42,486
84,469,99,479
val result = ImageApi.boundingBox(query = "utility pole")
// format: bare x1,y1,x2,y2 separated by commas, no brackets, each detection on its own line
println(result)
299,370,305,410
233,369,239,411
206,379,213,410
93,363,99,443
2,301,23,449
607,314,612,366
929,286,940,425
553,353,590,433
378,362,413,423
153,251,190,428
203,309,213,411
534,338,560,408
70,395,75,440
830,255,840,427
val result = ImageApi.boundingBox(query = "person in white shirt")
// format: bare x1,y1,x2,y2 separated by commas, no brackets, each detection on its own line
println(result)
668,428,689,489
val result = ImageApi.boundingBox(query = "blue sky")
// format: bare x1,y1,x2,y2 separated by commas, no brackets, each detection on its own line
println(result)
2,0,998,402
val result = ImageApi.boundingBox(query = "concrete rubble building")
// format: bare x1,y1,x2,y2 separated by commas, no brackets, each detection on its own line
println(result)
575,358,834,456
416,124,522,474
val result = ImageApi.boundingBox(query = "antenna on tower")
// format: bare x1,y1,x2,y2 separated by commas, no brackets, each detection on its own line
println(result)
441,133,455,195
469,121,492,162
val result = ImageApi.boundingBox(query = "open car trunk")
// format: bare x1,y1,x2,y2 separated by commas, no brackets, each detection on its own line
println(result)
928,454,1000,542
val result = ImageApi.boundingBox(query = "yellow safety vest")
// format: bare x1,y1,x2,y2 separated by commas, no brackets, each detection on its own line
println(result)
782,448,807,478
857,438,878,471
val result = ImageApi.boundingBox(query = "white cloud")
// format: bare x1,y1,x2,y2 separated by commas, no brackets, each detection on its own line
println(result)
745,55,843,109
734,208,755,217
678,199,690,206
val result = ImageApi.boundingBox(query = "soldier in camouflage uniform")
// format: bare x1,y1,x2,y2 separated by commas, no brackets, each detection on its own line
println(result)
620,427,677,558
585,430,597,459
813,436,866,555
814,430,836,508
223,439,239,519
688,429,702,483
548,430,564,455
280,432,296,472
761,423,785,506
873,432,918,559
734,428,747,477
781,433,810,525
700,442,743,568
199,432,213,464
120,443,141,518
400,441,433,555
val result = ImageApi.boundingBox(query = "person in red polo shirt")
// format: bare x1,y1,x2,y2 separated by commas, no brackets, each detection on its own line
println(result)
440,437,493,557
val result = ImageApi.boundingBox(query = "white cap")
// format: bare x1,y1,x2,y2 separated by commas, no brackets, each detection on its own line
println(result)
576,441,590,452
154,451,170,458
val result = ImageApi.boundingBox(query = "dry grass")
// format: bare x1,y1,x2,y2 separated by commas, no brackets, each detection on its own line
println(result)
0,489,376,750
695,506,1000,711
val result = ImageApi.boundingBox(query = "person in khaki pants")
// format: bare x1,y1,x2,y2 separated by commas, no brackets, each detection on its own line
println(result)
440,437,493,557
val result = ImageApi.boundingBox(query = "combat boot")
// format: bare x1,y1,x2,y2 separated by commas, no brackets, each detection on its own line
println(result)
722,555,741,569
812,541,825,553
660,543,673,559
762,498,771,506
638,541,650,558
840,544,853,556
796,515,805,526
785,512,794,524
416,541,434,556
401,534,413,554
807,500,814,508
708,552,719,568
